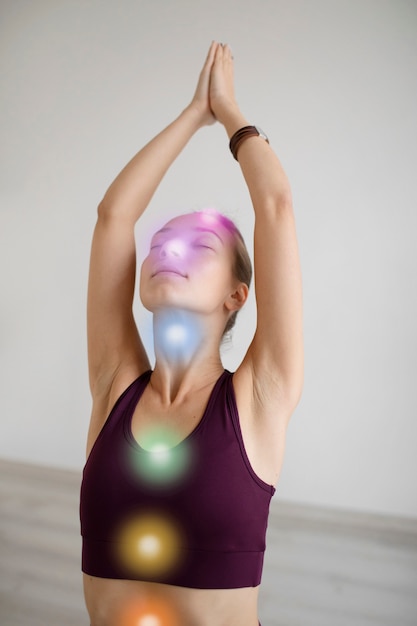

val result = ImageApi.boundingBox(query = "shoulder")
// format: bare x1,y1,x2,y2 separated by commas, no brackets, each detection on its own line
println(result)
86,365,151,457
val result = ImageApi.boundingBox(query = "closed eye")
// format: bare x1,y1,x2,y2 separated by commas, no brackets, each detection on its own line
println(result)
149,237,165,250
193,237,217,250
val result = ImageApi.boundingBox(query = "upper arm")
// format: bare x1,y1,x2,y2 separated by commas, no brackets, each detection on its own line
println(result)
87,205,150,397
242,197,303,412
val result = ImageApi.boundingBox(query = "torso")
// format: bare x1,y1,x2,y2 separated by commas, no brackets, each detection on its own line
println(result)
84,363,287,626
83,575,260,626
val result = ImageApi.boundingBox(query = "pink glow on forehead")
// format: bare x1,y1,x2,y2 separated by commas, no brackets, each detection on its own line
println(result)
144,209,239,253
199,210,220,225
196,209,237,236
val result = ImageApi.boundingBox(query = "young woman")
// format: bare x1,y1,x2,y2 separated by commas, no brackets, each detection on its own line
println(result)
80,41,303,626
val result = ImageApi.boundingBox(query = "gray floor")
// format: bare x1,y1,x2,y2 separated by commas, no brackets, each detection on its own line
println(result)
0,459,416,626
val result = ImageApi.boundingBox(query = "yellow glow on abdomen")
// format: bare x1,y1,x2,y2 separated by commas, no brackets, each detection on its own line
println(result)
115,512,184,579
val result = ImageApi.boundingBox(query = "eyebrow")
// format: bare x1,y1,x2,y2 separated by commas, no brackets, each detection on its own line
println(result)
153,227,171,235
193,227,224,244
152,226,224,244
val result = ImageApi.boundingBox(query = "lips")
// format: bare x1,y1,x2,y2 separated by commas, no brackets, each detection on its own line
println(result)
151,264,187,278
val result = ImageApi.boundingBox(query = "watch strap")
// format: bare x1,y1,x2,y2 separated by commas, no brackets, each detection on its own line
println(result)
229,125,269,161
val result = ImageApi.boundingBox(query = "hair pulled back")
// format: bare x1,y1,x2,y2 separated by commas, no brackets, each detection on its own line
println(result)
195,211,252,336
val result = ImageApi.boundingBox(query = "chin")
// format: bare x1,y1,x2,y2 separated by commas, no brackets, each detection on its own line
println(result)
140,291,190,313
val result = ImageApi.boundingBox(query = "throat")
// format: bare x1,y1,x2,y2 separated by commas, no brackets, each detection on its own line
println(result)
151,309,224,404
153,309,204,367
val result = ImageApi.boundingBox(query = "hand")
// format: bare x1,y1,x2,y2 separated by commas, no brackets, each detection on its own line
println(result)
188,41,217,127
209,43,240,125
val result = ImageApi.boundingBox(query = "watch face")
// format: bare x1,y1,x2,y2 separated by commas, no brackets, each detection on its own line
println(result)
255,126,268,141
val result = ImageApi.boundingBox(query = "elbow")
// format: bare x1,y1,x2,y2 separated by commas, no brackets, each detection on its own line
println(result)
271,189,293,213
257,189,294,219
97,195,109,216
96,197,135,225
97,196,114,218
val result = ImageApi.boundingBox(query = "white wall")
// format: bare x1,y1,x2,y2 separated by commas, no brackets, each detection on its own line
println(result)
1,0,416,519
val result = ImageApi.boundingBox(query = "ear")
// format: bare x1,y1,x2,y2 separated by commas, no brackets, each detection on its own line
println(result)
225,282,249,313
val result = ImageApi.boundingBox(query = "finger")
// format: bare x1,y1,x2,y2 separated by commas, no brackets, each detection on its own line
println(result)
214,42,223,63
200,41,218,76
201,41,218,75
223,43,234,61
206,40,218,62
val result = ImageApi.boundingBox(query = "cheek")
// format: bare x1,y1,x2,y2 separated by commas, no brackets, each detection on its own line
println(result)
139,258,150,291
194,256,233,290
139,258,147,278
191,252,221,273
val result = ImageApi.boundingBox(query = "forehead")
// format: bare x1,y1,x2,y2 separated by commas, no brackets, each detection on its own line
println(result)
155,212,233,240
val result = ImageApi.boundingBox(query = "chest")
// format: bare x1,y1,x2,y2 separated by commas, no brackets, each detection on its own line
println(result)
130,379,283,487
130,387,211,449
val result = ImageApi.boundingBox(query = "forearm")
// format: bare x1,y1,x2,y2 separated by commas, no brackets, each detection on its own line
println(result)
221,109,293,213
99,105,203,222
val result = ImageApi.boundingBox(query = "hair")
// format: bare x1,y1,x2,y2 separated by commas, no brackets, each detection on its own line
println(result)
195,211,252,336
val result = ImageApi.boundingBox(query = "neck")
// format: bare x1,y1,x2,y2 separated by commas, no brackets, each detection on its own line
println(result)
151,308,224,403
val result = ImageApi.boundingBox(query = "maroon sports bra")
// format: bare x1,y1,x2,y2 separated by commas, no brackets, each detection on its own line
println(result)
80,369,275,589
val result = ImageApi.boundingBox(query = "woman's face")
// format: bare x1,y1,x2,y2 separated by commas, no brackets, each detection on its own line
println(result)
140,213,239,320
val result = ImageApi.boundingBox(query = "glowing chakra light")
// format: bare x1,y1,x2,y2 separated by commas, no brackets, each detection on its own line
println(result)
164,323,188,346
198,208,236,238
132,424,192,489
156,310,203,364
149,443,170,465
138,616,161,626
138,534,161,557
163,238,187,258
116,512,185,578
117,596,180,626
199,208,221,225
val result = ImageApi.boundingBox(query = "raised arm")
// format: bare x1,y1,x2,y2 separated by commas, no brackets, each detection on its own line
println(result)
210,44,303,417
87,44,218,431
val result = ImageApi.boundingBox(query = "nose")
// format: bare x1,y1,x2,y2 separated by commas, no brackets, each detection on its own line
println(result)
159,238,187,259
